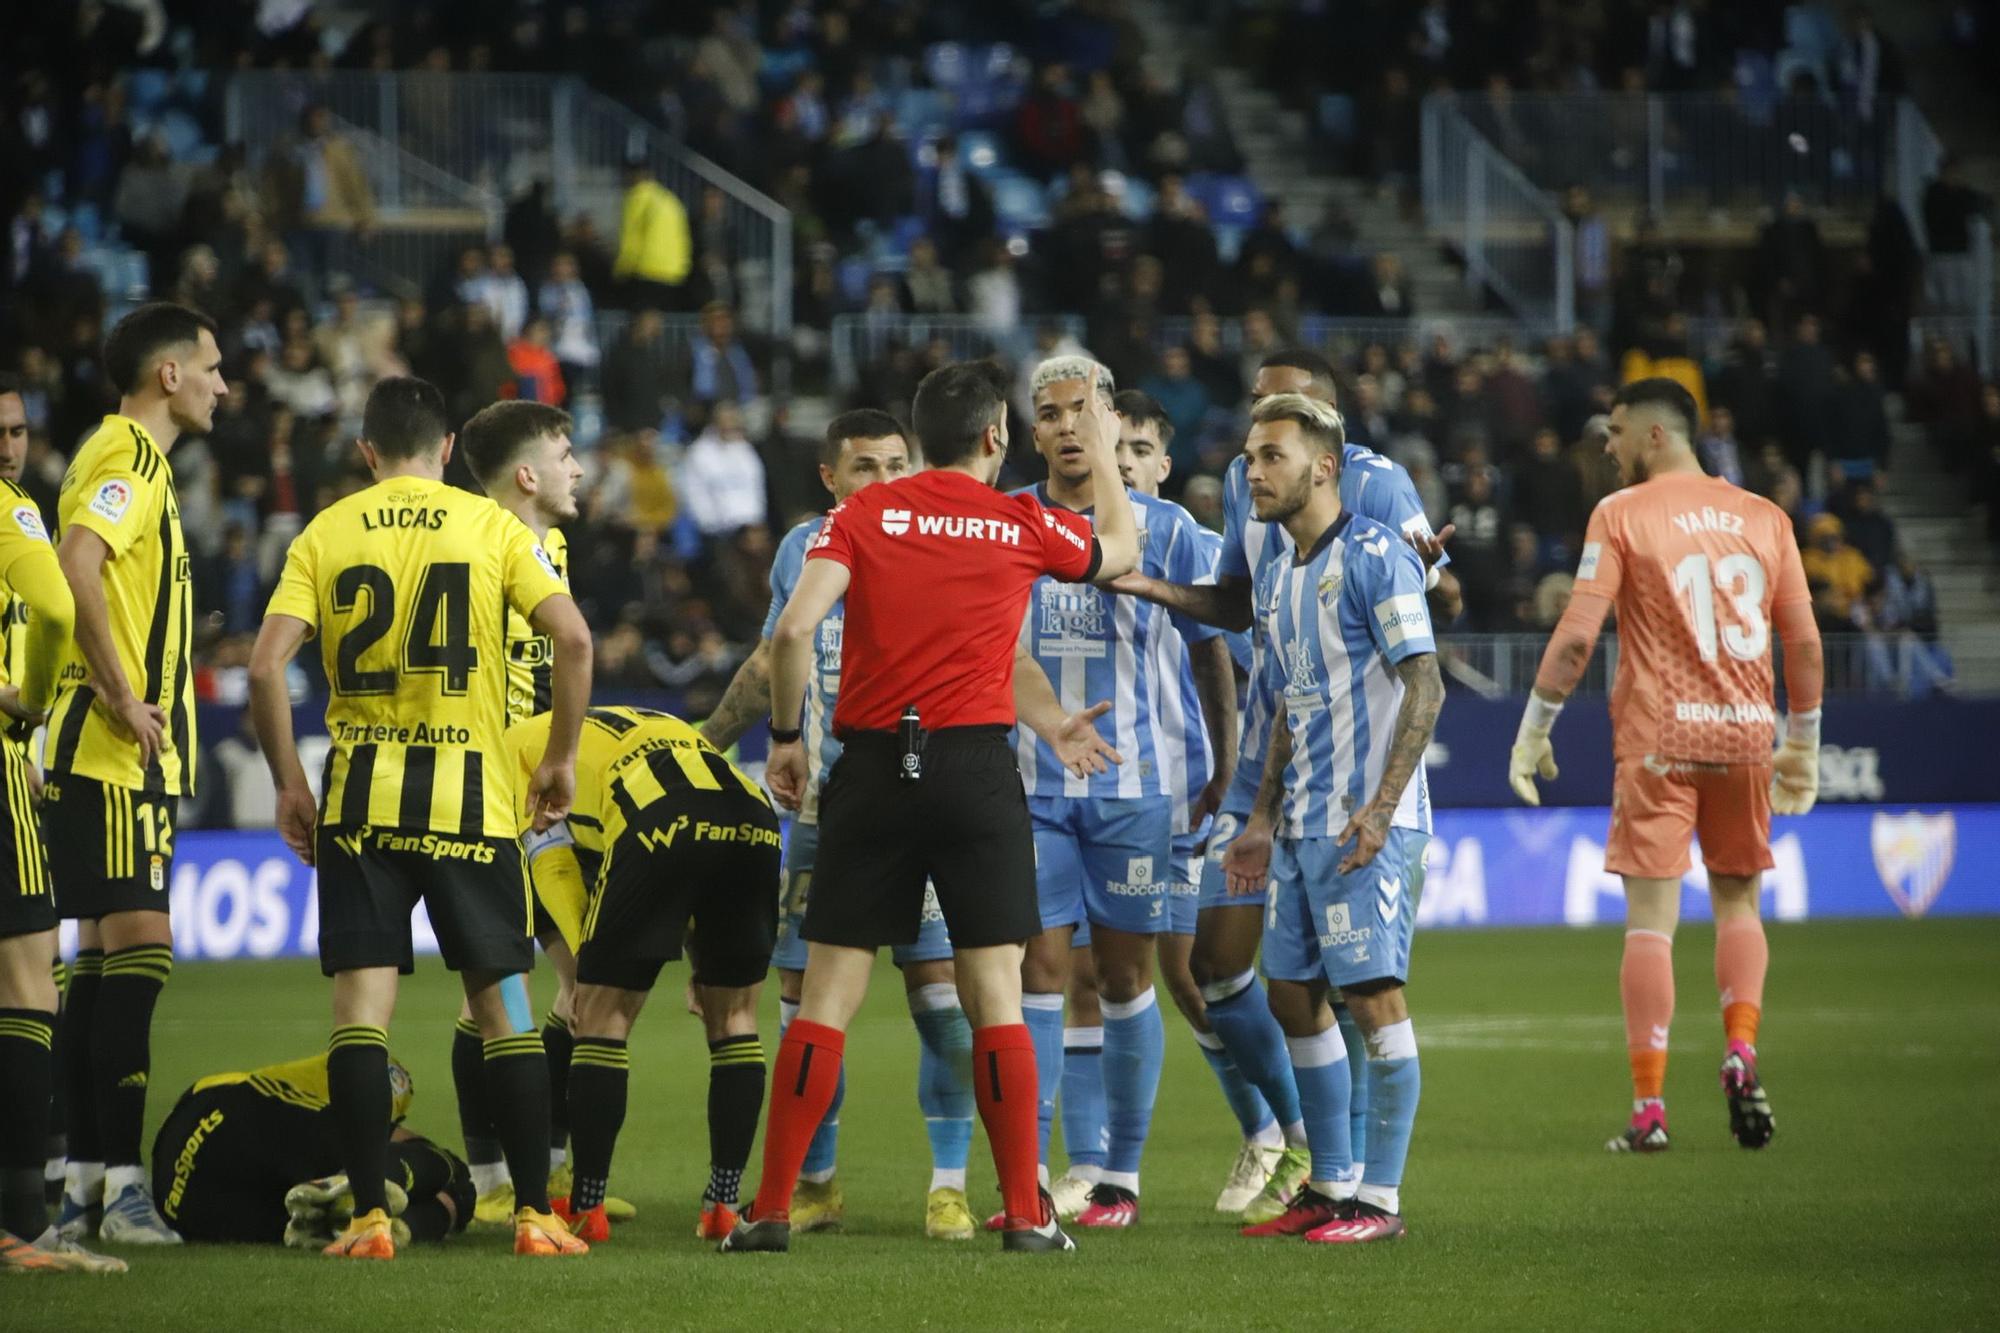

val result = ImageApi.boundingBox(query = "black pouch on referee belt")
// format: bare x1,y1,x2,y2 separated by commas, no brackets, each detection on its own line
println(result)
898,704,926,782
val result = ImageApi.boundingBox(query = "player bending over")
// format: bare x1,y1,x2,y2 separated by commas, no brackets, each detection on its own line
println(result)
150,1052,472,1248
250,376,593,1260
505,706,780,1242
1509,378,1822,1153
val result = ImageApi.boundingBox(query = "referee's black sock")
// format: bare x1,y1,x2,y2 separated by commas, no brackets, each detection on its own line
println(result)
542,1009,574,1156
449,1018,503,1174
61,949,103,1172
566,1037,629,1213
706,1034,764,1208
327,1024,393,1215
94,944,172,1171
483,1031,553,1213
0,1009,55,1238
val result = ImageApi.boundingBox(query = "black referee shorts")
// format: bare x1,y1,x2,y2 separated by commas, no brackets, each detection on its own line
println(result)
803,726,1039,952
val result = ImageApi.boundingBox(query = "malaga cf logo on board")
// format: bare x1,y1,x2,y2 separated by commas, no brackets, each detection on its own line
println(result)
1870,812,1956,919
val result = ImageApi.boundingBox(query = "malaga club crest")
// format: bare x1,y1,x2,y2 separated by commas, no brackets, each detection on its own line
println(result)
1870,811,1956,919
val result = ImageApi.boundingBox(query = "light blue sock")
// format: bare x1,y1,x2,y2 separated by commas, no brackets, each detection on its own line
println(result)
1285,1027,1353,1185
781,1001,844,1180
1194,1028,1277,1138
1060,1026,1108,1172
1100,988,1165,1183
1022,992,1066,1166
1202,970,1303,1129
1334,1003,1369,1164
1362,1019,1422,1202
908,985,974,1177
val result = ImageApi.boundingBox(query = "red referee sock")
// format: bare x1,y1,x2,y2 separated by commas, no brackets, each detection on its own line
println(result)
973,1023,1044,1227
751,1020,845,1221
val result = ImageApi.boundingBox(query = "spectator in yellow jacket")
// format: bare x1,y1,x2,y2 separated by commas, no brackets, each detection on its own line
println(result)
615,161,692,311
1619,313,1708,429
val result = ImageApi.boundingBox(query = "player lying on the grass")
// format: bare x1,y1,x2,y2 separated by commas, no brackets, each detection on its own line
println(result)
504,705,782,1243
1108,352,1456,1225
249,376,593,1261
1508,378,1823,1154
148,1051,472,1248
0,378,122,1276
1010,363,1238,1230
1048,392,1281,1220
449,401,633,1227
702,408,1126,1241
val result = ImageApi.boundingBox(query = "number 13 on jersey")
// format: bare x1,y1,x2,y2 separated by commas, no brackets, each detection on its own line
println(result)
1672,552,1768,663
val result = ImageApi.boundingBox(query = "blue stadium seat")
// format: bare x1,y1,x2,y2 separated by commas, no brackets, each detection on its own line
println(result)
896,88,950,137
990,172,1050,229
926,42,970,89
1108,174,1155,220
161,110,204,160
891,214,930,254
1187,173,1261,227
957,130,1005,175
1734,50,1779,121
69,203,101,244
127,69,173,113
175,69,210,102
1317,94,1357,147
836,255,872,305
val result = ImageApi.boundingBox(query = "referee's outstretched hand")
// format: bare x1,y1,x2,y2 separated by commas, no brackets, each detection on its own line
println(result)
1051,701,1123,779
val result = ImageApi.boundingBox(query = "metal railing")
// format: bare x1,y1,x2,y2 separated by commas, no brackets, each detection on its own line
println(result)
1442,631,1992,699
224,72,791,351
1154,314,1555,356
829,314,1086,391
1421,95,1576,332
1434,90,1900,219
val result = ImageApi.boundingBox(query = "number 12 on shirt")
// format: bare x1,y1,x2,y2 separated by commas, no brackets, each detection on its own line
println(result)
1671,552,1769,663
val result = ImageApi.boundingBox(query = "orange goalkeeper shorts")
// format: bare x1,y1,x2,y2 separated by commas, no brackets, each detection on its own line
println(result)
1604,756,1774,880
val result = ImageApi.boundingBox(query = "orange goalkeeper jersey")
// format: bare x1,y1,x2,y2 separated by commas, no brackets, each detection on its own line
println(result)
1572,472,1811,764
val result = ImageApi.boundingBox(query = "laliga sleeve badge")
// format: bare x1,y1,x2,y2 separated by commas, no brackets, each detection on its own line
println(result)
89,479,135,523
12,505,48,542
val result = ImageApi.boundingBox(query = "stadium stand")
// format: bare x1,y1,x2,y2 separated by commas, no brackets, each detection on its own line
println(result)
1,0,1996,828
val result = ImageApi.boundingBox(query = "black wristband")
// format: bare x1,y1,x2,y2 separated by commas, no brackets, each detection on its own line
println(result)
769,726,802,744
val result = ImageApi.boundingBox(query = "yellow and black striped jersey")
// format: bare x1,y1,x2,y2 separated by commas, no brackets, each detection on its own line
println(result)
503,705,768,853
190,1053,413,1120
0,479,48,743
267,476,569,838
505,525,568,724
43,415,197,795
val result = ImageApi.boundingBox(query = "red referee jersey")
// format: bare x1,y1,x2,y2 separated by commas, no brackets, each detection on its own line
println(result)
807,468,1098,733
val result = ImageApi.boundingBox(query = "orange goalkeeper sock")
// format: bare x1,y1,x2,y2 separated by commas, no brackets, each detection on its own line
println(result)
1715,915,1768,1049
1620,929,1675,1102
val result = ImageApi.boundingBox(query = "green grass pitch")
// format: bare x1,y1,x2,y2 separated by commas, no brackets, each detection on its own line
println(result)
13,919,1999,1330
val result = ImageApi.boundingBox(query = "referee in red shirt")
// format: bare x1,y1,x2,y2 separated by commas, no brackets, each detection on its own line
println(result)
721,361,1138,1254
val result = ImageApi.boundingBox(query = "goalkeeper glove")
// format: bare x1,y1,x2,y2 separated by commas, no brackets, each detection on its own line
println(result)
1508,695,1563,806
1770,709,1821,815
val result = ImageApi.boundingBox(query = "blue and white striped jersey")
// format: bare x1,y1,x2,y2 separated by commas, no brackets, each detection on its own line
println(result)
764,517,845,823
1255,511,1436,839
1014,486,1219,832
1217,444,1442,814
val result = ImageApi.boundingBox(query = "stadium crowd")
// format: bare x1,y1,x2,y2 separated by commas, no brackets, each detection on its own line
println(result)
1,0,1995,832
